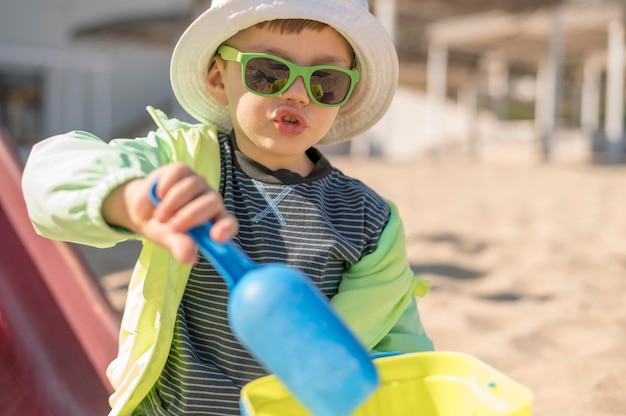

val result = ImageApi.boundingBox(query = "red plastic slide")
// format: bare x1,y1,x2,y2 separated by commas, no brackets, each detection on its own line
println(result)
0,128,120,415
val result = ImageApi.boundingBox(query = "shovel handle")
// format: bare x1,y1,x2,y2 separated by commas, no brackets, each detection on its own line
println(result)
148,180,256,287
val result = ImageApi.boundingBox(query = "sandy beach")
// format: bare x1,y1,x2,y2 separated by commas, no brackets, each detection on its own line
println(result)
91,154,626,416
331,156,626,416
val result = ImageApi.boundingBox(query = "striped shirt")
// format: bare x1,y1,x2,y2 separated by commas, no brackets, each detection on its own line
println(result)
136,133,390,415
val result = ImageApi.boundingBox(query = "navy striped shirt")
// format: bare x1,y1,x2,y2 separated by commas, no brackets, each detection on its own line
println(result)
136,133,390,415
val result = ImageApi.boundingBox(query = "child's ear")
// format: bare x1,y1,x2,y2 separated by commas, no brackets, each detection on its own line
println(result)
206,56,228,105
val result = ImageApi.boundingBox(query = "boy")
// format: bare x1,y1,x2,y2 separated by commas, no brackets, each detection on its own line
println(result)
22,0,433,414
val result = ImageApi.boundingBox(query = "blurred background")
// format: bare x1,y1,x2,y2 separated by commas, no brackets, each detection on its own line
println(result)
1,1,625,415
2,0,625,164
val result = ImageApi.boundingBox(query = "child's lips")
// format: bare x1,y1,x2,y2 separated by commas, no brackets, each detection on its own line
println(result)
273,108,308,135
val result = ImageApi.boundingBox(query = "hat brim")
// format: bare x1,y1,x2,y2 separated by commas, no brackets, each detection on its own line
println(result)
170,0,398,145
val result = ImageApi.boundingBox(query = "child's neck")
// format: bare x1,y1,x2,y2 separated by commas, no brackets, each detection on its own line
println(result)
253,151,315,177
231,132,316,177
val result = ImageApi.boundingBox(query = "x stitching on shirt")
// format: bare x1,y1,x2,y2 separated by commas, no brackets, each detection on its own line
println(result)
252,180,294,226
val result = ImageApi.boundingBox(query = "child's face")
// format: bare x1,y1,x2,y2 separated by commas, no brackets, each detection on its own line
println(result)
207,24,354,174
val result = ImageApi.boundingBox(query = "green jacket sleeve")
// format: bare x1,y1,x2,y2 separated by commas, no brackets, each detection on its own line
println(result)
21,107,213,248
330,200,434,353
22,130,161,247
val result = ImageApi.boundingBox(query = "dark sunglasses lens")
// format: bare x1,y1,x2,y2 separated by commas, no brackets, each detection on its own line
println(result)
243,56,353,105
244,57,290,95
310,69,352,105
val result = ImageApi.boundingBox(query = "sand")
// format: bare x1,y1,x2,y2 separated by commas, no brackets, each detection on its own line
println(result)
93,155,626,415
330,156,626,416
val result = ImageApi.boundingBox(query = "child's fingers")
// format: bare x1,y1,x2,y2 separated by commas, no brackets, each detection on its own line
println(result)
168,190,225,231
140,216,199,264
152,174,209,222
210,213,239,243
164,232,199,265
150,163,195,197
142,162,239,259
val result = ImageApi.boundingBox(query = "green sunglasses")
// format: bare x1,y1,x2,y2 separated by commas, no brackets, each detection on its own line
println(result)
216,45,360,107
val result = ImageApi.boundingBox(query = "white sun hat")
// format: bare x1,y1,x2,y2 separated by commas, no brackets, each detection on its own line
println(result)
170,0,398,145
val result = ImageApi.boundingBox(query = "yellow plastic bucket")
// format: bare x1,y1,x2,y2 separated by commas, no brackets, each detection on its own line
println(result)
240,351,533,416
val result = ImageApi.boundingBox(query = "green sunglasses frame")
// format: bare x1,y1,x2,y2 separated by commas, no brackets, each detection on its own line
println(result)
216,45,360,107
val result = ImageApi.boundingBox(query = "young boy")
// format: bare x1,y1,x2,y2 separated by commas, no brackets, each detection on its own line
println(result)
22,0,433,414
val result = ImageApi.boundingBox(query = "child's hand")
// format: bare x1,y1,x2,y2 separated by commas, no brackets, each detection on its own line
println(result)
103,163,238,264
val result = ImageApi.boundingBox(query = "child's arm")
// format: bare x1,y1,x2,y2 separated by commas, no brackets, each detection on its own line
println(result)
22,130,149,247
330,200,433,353
22,130,237,264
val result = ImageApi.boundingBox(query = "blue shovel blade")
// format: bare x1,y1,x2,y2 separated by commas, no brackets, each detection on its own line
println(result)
229,264,379,416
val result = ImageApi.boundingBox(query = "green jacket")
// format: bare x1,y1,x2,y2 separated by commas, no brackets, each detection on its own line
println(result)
22,107,433,415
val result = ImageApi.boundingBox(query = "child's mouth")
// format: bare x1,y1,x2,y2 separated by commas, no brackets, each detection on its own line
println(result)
273,108,307,135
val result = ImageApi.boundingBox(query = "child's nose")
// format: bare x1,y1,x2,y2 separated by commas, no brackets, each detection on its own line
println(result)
280,76,310,106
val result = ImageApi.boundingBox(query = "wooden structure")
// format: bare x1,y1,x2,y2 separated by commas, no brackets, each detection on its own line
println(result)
424,1,625,163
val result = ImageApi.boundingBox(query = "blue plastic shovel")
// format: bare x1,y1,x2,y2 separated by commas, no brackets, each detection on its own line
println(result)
149,181,378,416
